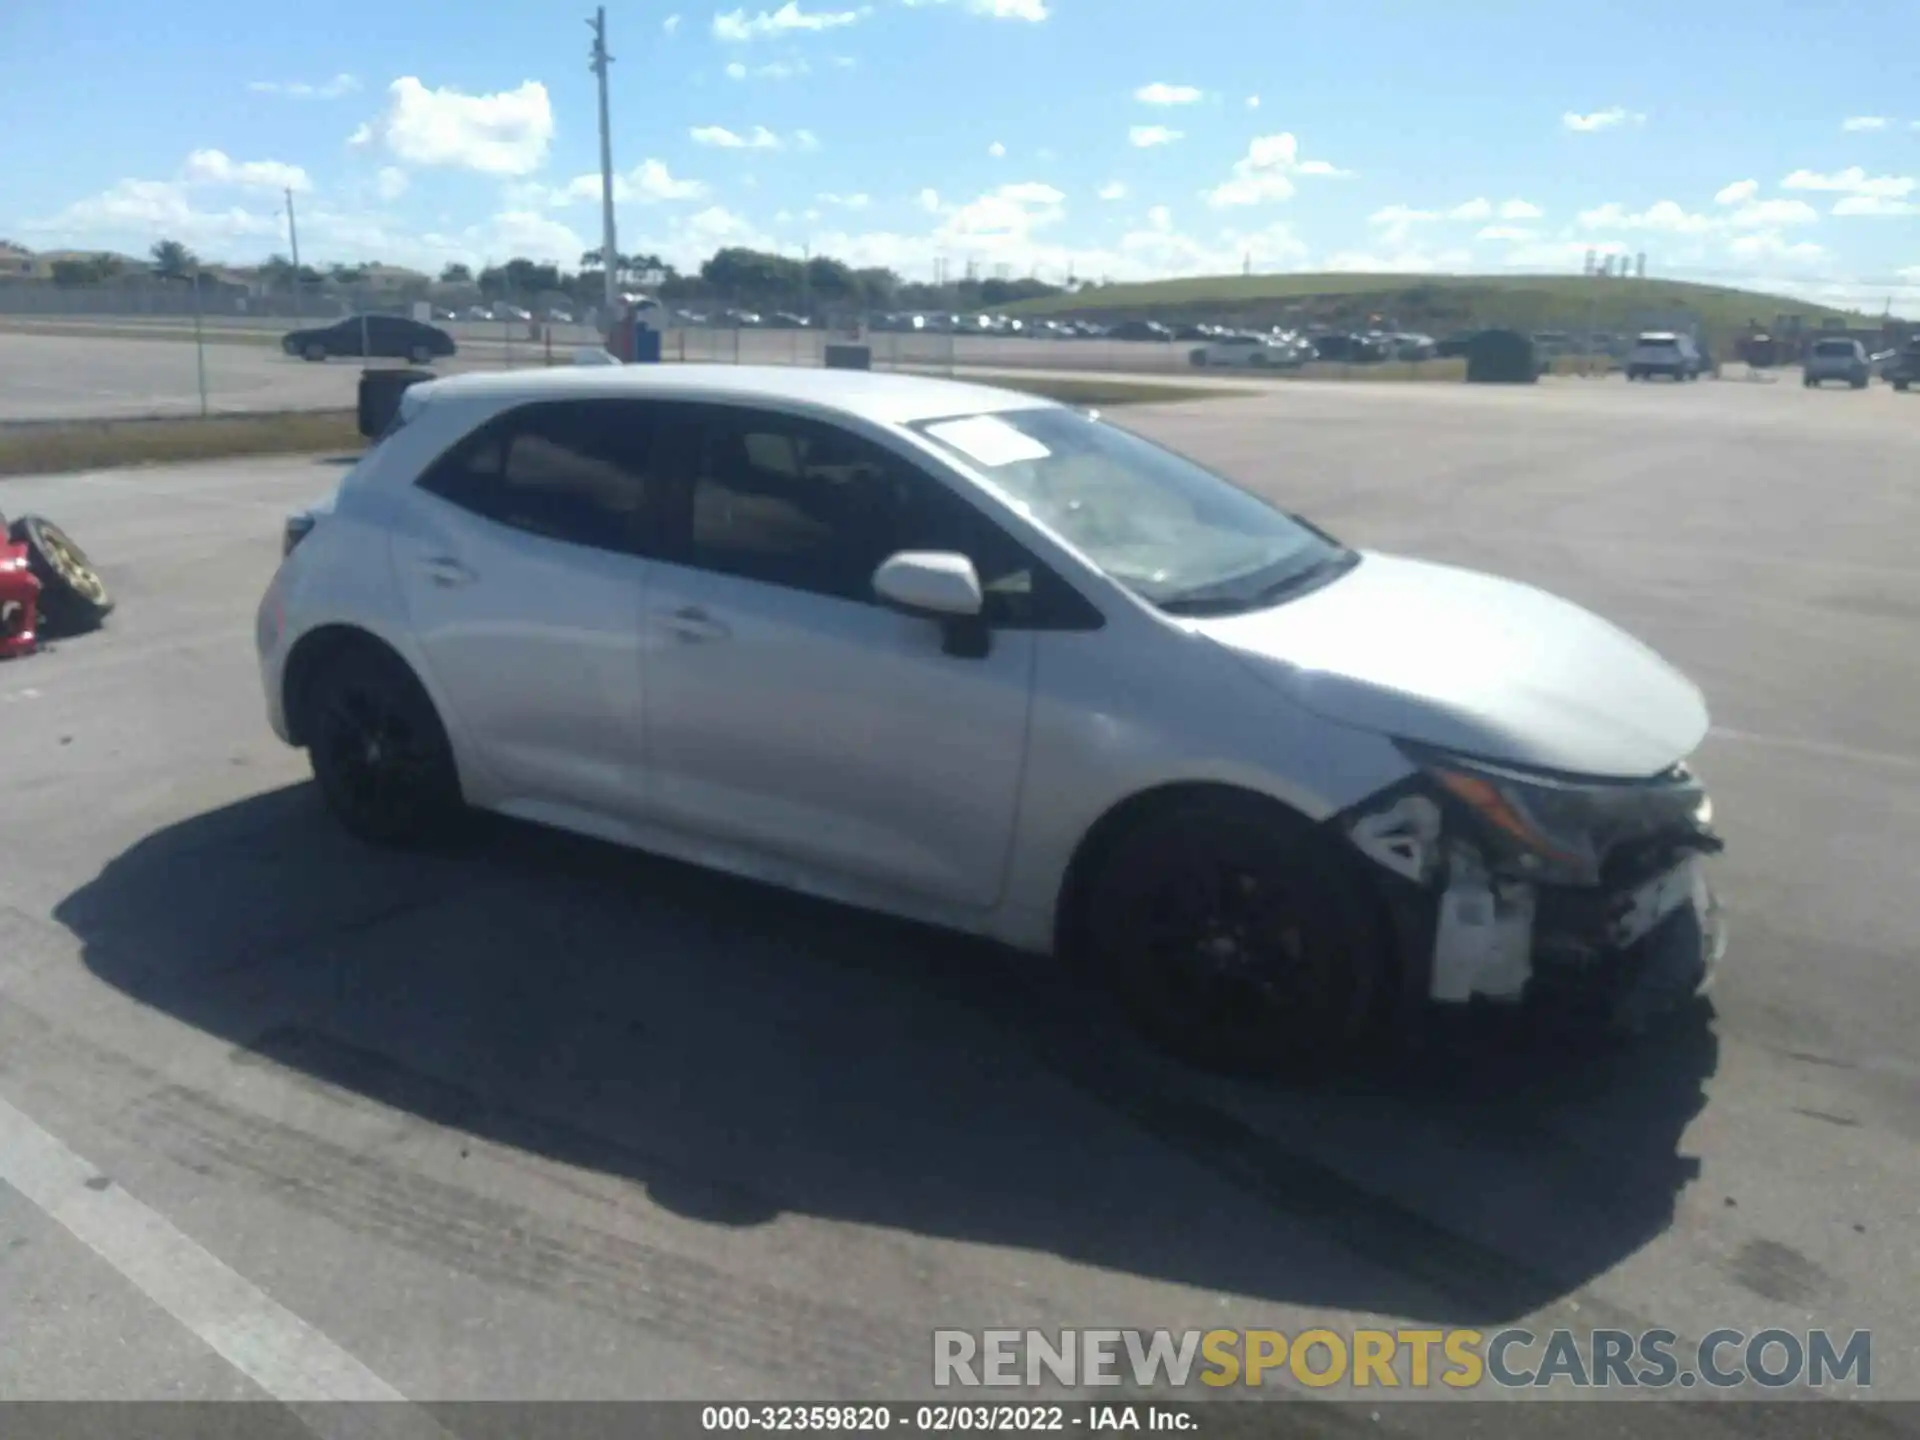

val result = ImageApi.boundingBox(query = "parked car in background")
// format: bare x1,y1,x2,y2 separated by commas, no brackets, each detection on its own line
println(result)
1625,332,1703,381
492,305,533,323
1389,333,1439,361
1883,339,1920,391
281,315,457,364
1190,333,1305,368
463,305,493,321
1802,337,1870,389
1107,320,1173,342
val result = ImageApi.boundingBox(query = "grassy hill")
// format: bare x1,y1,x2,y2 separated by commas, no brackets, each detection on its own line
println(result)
1004,273,1882,344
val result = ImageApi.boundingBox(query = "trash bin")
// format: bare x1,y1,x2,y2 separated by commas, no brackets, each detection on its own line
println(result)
357,367,435,439
1464,329,1539,384
823,344,872,371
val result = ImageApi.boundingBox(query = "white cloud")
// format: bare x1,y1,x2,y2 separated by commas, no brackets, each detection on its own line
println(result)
713,3,864,40
1204,133,1347,207
1134,82,1201,105
530,159,709,207
1245,94,1260,109
1727,230,1824,263
1832,194,1918,216
1499,198,1543,219
1475,224,1536,242
918,187,941,213
1098,181,1127,201
1447,197,1492,221
664,12,682,30
690,123,786,149
817,191,871,208
725,58,811,79
1714,178,1759,205
1562,107,1645,132
483,210,589,264
988,141,1006,157
376,167,409,200
248,74,359,100
1576,200,1718,233
832,54,857,66
1129,125,1182,148
351,77,554,176
23,179,283,250
182,149,312,192
1841,116,1888,131
1321,245,1473,274
1781,166,1915,197
795,128,821,150
1727,197,1819,228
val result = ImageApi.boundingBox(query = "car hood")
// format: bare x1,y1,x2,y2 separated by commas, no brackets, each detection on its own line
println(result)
1187,551,1709,778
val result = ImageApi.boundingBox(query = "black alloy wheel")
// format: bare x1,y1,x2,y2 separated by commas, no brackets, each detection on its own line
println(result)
1086,797,1386,1077
305,646,462,847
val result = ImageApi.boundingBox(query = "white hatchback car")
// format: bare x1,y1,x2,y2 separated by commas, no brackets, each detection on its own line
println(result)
258,365,1725,1072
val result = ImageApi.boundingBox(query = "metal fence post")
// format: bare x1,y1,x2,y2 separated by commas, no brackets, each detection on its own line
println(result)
192,270,209,417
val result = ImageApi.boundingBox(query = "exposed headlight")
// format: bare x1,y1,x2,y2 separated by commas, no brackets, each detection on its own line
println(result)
1399,743,1714,888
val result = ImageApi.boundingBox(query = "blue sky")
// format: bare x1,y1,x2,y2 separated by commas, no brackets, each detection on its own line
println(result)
5,0,1918,304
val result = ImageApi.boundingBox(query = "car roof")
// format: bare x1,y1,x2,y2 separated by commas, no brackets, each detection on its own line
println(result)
1637,331,1680,341
414,363,1062,426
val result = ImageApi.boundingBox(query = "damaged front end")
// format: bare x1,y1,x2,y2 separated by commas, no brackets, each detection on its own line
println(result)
1344,745,1726,1034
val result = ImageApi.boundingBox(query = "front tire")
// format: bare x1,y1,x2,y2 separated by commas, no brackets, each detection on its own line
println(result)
304,645,463,848
1083,795,1387,1077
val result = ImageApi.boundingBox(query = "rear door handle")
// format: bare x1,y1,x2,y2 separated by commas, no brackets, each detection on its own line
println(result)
420,556,476,588
662,605,731,643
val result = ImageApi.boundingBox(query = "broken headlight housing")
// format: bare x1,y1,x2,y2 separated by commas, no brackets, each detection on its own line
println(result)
1398,743,1717,889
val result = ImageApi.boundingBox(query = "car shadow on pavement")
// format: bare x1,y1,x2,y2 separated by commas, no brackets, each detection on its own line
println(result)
56,781,1717,1329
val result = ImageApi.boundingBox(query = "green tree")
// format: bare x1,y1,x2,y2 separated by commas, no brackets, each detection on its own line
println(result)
150,238,198,280
440,262,473,284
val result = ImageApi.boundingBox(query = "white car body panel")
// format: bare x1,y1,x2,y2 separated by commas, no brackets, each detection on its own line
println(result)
1188,552,1709,778
258,364,1716,990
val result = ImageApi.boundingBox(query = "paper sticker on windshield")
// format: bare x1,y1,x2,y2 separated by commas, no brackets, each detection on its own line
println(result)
926,416,1051,468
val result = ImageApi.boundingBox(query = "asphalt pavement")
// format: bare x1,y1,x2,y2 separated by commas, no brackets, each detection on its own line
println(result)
0,377,1914,1433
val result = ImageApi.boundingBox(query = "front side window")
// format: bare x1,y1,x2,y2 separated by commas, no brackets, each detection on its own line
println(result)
417,399,656,554
911,406,1352,615
654,404,1094,627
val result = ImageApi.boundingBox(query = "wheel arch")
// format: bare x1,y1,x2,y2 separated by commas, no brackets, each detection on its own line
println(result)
1051,778,1426,1019
281,622,419,747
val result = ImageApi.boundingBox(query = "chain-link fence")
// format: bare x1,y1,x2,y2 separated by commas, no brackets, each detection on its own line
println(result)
6,272,1914,423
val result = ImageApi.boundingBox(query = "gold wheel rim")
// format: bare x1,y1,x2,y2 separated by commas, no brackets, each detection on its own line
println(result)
40,526,108,605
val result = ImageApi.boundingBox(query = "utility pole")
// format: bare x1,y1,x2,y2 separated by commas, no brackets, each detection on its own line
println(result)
588,6,619,317
285,187,302,314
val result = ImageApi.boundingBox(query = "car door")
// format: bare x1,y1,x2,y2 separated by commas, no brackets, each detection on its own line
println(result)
639,402,1083,910
390,398,659,821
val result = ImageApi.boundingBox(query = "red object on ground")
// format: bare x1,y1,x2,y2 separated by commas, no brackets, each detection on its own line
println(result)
0,532,41,660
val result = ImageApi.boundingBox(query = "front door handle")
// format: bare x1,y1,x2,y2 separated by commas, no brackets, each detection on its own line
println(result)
420,556,476,588
662,605,731,643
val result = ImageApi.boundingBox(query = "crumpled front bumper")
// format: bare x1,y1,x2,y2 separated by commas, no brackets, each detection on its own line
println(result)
1345,786,1726,1035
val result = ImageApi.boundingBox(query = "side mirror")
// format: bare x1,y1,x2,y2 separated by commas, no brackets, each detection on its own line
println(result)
872,551,990,658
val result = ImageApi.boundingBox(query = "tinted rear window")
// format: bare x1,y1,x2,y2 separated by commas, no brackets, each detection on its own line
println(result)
1814,340,1857,357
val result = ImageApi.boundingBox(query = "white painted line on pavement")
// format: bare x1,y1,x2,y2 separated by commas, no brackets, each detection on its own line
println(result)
0,1089,443,1426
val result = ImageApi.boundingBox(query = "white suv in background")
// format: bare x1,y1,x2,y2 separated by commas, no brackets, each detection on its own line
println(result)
1189,333,1305,368
1626,332,1703,382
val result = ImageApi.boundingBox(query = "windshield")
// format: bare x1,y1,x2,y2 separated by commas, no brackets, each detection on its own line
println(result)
911,406,1351,613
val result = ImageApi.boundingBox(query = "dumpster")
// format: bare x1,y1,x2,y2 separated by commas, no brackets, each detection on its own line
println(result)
823,344,872,371
357,367,435,439
1464,328,1539,384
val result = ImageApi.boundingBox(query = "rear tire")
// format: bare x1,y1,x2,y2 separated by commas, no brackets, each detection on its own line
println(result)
1082,794,1387,1077
408,344,432,365
303,343,327,362
7,515,113,636
303,644,464,848
1896,379,1911,392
